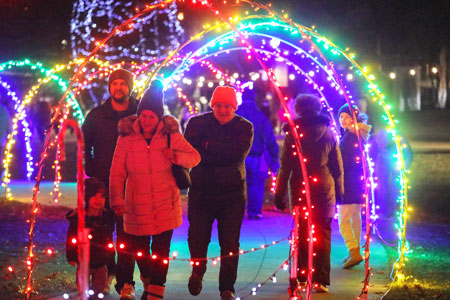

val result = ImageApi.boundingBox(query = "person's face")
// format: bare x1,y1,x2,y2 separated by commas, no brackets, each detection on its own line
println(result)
110,79,130,104
212,102,236,125
339,112,353,129
139,110,160,134
88,191,105,210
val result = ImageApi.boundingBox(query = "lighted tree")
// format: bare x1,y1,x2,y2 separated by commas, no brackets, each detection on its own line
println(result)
70,0,185,63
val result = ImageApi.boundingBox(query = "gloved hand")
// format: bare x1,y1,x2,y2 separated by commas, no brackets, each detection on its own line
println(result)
274,195,287,211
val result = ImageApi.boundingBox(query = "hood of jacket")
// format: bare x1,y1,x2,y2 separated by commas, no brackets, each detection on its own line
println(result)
283,114,331,143
118,114,180,137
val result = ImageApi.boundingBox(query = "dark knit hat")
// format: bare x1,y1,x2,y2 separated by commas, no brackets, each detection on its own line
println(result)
294,94,322,116
84,177,106,209
137,79,164,119
108,69,134,96
338,103,360,118
210,86,238,109
241,85,256,102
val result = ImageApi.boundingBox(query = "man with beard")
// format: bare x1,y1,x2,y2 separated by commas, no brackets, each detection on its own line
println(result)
82,69,138,298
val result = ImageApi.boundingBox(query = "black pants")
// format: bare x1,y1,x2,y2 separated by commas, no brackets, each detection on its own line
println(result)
115,229,173,292
188,198,245,294
296,217,332,285
103,210,116,277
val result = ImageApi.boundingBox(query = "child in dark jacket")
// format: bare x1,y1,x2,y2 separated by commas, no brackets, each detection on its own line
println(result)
66,177,114,299
337,104,372,269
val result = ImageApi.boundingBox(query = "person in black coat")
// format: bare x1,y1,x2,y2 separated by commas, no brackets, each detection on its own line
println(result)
337,104,372,268
274,94,344,293
66,178,114,299
81,69,137,294
184,86,253,300
235,83,279,220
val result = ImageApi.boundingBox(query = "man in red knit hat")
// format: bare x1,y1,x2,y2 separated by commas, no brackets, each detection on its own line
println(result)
184,86,254,300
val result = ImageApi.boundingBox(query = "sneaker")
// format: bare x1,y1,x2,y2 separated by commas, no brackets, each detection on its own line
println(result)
343,248,363,269
313,283,328,293
342,254,350,264
248,214,263,220
119,283,136,300
221,290,235,300
188,272,204,296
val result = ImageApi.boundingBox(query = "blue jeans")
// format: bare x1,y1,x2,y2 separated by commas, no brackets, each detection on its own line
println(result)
245,156,268,217
246,173,266,217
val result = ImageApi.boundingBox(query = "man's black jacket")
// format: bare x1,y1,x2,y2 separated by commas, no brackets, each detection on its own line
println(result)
82,98,138,188
184,112,254,200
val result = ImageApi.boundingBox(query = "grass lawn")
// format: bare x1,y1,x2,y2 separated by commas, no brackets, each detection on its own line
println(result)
378,109,450,299
381,221,450,300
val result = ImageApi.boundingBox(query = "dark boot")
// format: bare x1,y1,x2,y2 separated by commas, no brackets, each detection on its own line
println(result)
188,271,204,296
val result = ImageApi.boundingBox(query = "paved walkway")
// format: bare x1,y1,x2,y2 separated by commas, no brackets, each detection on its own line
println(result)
5,181,390,300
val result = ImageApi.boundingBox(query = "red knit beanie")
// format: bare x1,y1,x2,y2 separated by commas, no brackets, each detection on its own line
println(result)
210,86,238,109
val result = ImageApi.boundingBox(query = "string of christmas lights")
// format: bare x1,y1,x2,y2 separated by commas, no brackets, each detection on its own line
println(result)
0,60,84,201
0,77,34,184
2,1,411,299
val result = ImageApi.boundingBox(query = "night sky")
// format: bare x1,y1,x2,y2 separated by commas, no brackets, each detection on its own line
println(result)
0,0,449,66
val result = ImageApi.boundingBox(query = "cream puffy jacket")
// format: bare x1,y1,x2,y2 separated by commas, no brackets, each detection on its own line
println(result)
110,115,201,236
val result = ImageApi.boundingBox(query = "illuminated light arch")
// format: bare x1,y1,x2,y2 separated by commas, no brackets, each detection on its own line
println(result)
154,25,375,299
0,60,85,199
143,15,369,299
0,78,34,182
137,7,407,298
0,59,85,124
18,1,409,299
163,20,384,227
22,2,185,296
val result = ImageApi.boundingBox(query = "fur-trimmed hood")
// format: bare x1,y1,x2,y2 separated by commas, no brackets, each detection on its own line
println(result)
118,114,180,137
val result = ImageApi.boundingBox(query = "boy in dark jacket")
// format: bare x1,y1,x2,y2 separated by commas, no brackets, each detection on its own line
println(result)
66,178,114,299
274,94,344,293
337,103,372,268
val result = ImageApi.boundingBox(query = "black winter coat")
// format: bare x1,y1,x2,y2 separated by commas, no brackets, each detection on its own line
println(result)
184,112,253,201
275,115,344,218
339,130,366,205
82,98,138,189
66,209,114,269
